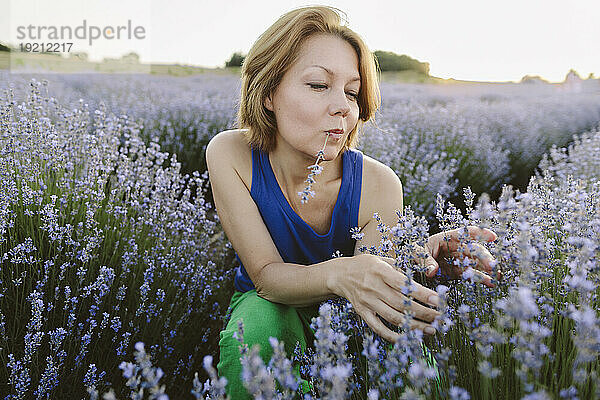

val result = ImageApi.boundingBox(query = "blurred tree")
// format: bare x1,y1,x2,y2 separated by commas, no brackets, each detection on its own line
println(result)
520,75,549,84
122,52,140,63
565,69,582,81
69,52,88,61
374,50,430,75
225,52,245,67
563,69,583,92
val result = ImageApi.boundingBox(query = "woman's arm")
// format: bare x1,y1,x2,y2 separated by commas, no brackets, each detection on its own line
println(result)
206,130,341,305
252,256,361,307
207,133,440,341
256,159,416,308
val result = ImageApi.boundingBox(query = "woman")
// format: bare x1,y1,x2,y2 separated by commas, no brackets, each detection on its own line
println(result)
206,6,496,398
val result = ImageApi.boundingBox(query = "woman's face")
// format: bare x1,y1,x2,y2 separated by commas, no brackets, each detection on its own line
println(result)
264,33,361,161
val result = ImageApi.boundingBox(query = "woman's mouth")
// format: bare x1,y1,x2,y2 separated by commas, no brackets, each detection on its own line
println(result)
326,130,344,141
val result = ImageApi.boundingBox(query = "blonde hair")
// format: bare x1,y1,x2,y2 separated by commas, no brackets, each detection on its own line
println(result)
236,5,381,153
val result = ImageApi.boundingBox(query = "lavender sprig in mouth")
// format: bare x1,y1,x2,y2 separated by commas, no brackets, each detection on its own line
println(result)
297,132,331,204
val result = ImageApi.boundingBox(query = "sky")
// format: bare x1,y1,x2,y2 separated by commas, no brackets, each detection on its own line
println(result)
1,0,598,82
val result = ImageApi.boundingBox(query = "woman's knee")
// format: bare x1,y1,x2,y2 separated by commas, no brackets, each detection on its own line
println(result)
225,292,305,348
219,298,310,381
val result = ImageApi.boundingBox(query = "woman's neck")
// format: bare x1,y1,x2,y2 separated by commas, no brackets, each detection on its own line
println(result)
268,138,343,200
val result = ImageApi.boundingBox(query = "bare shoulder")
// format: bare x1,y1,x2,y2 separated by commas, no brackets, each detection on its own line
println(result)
206,129,253,190
357,153,404,228
361,154,402,186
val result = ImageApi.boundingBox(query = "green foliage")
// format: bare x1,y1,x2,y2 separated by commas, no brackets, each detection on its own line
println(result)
374,50,430,75
225,52,245,68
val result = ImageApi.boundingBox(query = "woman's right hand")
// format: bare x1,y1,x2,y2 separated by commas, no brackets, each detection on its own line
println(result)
329,253,441,343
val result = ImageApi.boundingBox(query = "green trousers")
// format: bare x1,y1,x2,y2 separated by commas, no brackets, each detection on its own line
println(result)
217,290,319,399
217,290,441,399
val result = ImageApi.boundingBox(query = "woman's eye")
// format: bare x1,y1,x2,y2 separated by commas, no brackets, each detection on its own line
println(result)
309,84,359,101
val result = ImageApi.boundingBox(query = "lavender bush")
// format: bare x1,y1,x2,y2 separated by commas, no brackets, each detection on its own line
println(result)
0,80,235,398
358,81,600,216
197,123,599,399
3,72,599,219
1,74,599,398
0,72,239,202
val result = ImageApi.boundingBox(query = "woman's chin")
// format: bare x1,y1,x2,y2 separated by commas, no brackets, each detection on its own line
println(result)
321,150,340,162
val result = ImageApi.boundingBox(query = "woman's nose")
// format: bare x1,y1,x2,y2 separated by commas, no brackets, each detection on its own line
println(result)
328,89,351,117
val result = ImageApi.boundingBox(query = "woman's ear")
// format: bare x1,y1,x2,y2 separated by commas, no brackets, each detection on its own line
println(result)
264,93,273,112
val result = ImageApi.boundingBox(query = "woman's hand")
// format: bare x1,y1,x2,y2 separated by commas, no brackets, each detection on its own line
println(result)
330,253,442,343
421,226,499,286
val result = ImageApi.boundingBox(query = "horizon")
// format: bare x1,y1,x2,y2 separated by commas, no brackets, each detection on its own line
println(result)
1,0,598,83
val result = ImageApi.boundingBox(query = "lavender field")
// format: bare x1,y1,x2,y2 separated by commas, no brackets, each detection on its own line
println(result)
1,72,599,399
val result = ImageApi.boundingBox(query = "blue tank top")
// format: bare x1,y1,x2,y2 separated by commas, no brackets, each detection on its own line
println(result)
233,147,364,292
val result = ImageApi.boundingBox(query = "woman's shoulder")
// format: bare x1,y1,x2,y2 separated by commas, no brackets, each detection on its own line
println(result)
210,129,252,153
360,153,401,187
357,152,403,228
207,129,253,191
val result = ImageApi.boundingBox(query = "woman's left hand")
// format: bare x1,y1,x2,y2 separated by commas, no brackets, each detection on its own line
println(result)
421,226,499,287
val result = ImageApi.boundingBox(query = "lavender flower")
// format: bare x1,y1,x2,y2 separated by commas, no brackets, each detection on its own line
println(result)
298,131,331,203
193,355,228,400
268,336,299,397
117,342,169,400
310,302,353,399
234,322,278,399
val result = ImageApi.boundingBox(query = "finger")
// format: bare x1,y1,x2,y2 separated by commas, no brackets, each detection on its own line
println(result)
410,244,439,277
494,264,504,281
407,316,437,335
372,298,407,326
424,254,439,278
379,256,397,268
381,268,440,308
477,270,495,288
377,255,442,306
408,298,441,322
449,243,495,273
377,295,440,324
373,301,438,336
437,226,498,253
482,259,503,283
407,278,441,308
410,274,441,307
469,243,495,273
466,226,497,242
397,297,441,323
375,257,411,290
463,267,495,288
360,309,400,343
